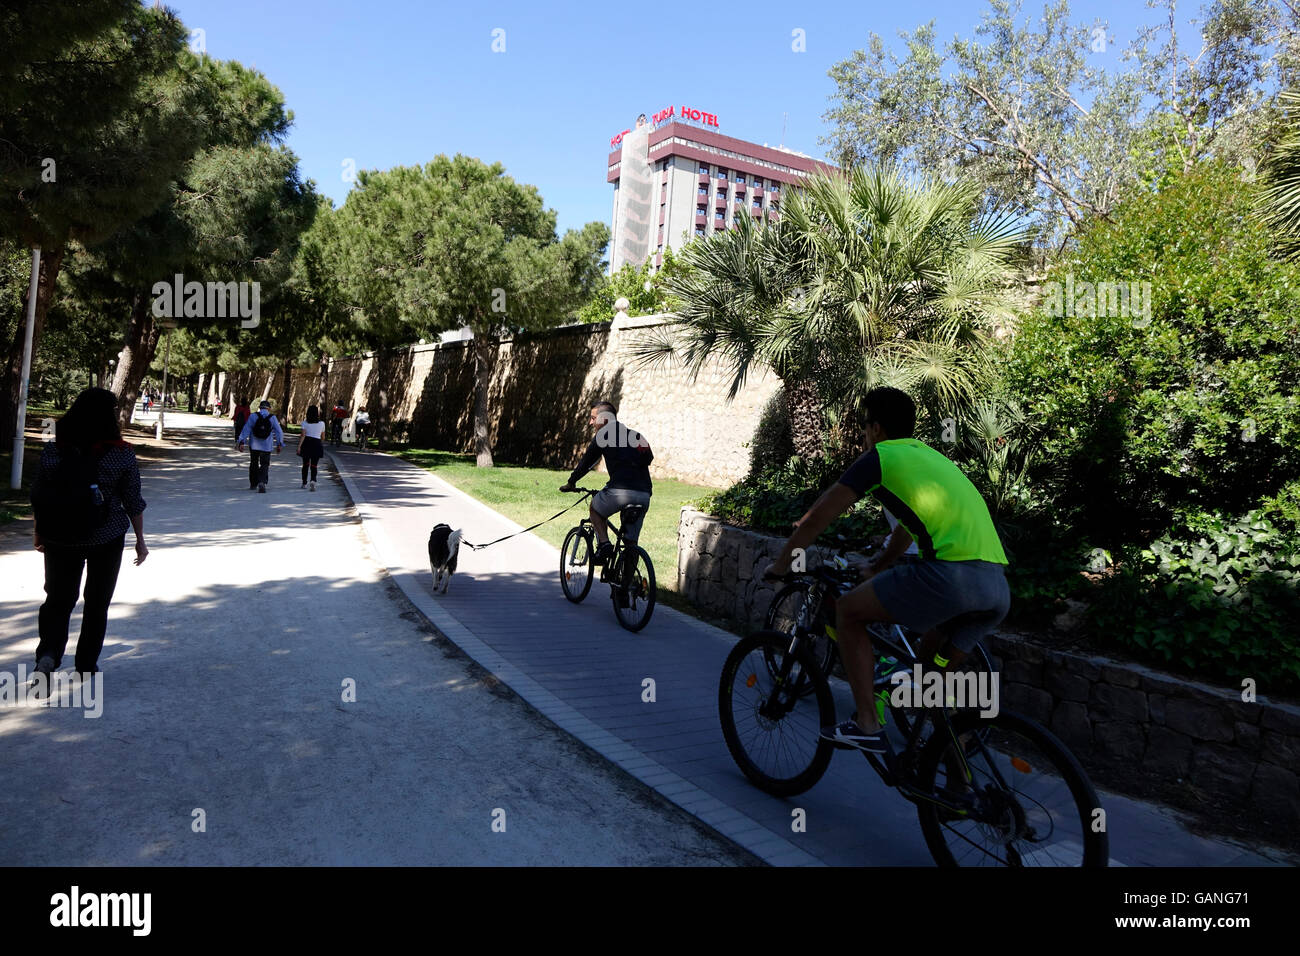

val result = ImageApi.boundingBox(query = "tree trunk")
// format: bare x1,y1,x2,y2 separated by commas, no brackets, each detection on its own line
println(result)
186,373,196,412
110,292,161,430
280,357,292,421
471,328,495,467
316,353,329,410
0,242,66,443
198,370,212,411
784,375,824,462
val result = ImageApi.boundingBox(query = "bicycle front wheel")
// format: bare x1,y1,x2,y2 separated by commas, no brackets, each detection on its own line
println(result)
611,546,655,632
718,630,836,796
765,584,836,695
560,527,594,603
915,709,1108,867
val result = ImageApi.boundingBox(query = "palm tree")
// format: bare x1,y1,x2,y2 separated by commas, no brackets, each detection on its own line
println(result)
1259,90,1300,259
633,166,1027,461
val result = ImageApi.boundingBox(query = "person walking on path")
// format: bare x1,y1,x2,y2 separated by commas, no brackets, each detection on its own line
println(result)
236,400,284,493
297,405,326,491
232,398,251,441
29,388,148,688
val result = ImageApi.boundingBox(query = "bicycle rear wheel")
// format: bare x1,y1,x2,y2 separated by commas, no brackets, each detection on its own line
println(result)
915,709,1108,867
560,527,594,603
611,546,655,631
718,630,836,796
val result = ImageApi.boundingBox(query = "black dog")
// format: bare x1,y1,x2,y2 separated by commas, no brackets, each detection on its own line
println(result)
428,523,462,594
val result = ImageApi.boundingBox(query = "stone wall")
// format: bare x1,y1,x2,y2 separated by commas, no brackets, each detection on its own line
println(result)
202,314,780,488
677,507,1300,836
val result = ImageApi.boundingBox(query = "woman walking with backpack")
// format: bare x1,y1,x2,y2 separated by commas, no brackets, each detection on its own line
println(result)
29,388,148,686
297,405,326,491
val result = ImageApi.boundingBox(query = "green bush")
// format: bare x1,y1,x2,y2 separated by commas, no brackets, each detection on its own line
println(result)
745,390,795,479
1005,162,1300,548
700,453,888,545
1087,509,1300,691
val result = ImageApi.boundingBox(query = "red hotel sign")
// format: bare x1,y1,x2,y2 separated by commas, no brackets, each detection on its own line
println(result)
610,106,719,148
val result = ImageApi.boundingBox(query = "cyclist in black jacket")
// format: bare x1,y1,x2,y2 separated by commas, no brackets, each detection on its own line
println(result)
559,401,653,565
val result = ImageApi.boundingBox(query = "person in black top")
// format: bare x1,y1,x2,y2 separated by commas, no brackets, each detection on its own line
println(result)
559,401,653,565
30,388,148,686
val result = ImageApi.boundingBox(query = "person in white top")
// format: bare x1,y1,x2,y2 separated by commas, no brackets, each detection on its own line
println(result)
297,405,327,491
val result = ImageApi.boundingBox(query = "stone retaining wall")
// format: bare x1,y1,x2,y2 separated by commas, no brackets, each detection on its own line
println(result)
677,507,1300,835
201,313,780,489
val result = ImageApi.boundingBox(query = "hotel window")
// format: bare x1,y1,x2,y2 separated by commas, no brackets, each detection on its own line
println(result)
697,205,706,215
770,184,780,195
734,172,744,183
698,186,707,196
695,226,705,236
699,164,709,174
752,200,761,211
717,168,728,180
715,210,724,221
716,189,726,199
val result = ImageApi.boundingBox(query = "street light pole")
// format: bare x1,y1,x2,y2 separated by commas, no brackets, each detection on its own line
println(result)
156,319,176,440
10,246,41,490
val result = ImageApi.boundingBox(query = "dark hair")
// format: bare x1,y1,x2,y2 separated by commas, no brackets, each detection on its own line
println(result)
863,387,915,440
56,388,121,451
306,405,319,424
592,401,617,416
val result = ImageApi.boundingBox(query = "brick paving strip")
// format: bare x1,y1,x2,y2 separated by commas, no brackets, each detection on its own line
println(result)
329,446,1288,867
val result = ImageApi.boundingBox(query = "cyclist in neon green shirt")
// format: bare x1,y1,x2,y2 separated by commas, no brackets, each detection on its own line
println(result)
765,387,1010,755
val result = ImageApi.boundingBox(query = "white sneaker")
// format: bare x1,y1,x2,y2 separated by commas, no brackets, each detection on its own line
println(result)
309,481,316,491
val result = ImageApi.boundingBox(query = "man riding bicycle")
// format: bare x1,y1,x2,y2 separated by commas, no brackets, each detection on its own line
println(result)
353,406,371,447
764,387,1010,756
559,401,653,573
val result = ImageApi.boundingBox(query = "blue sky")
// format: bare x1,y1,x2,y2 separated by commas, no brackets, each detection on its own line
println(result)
164,0,1200,238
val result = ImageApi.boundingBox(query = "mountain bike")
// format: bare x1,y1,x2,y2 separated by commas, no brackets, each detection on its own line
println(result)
720,566,1108,867
353,422,370,451
764,542,996,736
559,488,656,632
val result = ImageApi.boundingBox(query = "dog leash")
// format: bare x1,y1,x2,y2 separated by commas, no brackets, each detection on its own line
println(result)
463,493,592,551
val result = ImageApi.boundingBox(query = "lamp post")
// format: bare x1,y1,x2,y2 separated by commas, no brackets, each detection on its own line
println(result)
156,319,176,440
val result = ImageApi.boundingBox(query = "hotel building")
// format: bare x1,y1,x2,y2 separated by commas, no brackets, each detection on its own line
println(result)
607,110,836,272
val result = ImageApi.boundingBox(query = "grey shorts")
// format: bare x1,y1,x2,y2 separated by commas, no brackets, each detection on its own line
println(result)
872,559,1010,653
592,487,651,542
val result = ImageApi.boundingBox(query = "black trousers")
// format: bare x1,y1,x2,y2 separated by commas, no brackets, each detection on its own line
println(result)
248,449,271,487
37,536,125,672
301,456,320,482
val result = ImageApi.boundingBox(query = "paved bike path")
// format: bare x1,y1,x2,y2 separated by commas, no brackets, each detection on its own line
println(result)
329,447,1285,867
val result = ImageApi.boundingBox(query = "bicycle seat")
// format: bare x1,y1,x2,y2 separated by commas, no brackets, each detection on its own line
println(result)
620,504,646,522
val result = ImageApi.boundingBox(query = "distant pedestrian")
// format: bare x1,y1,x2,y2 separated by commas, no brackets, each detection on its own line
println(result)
232,398,251,440
29,387,148,687
236,399,284,493
297,404,325,491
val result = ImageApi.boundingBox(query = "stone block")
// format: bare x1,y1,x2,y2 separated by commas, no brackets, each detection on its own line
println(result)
1093,720,1145,764
1004,682,1053,724
1089,683,1148,723
1143,726,1193,777
1233,722,1260,753
1002,659,1042,686
1261,705,1300,736
1050,700,1093,751
1148,693,1166,725
1250,762,1300,828
1062,654,1102,681
1165,698,1234,743
1044,669,1092,703
1101,664,1141,689
1190,742,1253,803
1261,731,1300,770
